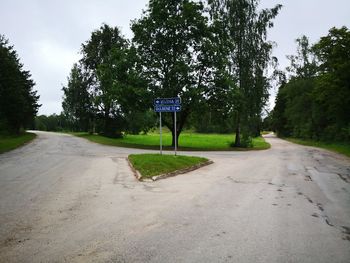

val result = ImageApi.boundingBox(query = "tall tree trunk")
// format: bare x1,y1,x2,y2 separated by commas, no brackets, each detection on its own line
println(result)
103,105,113,136
170,130,175,147
171,129,181,147
234,113,241,147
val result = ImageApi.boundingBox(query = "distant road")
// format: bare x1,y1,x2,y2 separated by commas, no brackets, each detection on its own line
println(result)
0,131,349,262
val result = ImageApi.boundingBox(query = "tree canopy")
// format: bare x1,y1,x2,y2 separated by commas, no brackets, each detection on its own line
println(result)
273,26,350,142
0,35,40,134
209,0,281,146
62,63,92,132
61,0,282,147
62,24,151,137
132,0,213,146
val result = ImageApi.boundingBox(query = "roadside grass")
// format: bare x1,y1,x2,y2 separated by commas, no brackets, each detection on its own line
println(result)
128,153,208,178
74,131,270,151
286,138,350,158
0,132,36,154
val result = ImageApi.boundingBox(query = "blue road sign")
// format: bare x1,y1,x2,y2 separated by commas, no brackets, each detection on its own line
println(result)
154,105,181,112
154,97,181,106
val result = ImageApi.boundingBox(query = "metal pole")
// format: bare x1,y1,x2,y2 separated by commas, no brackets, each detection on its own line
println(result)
174,111,177,156
160,112,162,155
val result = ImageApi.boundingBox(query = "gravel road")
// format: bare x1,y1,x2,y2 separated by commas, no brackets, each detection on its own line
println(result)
0,131,349,263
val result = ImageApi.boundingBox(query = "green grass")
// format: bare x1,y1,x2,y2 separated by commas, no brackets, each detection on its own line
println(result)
0,132,36,154
128,153,208,178
286,138,350,158
74,131,270,151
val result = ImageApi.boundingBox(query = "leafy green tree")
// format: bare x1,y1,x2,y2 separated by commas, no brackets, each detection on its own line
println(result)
272,83,289,137
209,0,281,146
189,100,236,133
62,63,92,132
286,36,317,78
125,110,156,135
81,24,147,137
261,110,273,132
274,36,317,138
273,27,350,142
132,0,212,146
35,114,73,132
34,115,48,131
313,26,350,141
0,35,40,134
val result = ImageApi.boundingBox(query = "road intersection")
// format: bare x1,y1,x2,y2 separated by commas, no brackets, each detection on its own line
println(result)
0,131,349,262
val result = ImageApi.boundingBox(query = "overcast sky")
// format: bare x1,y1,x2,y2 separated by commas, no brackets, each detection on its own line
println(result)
0,0,349,115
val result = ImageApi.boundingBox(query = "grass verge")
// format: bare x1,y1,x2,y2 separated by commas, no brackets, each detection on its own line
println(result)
73,132,270,151
0,132,36,154
128,153,209,179
286,138,350,158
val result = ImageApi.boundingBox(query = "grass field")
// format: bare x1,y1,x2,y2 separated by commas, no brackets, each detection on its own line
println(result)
0,132,36,154
74,131,270,151
286,138,350,158
128,153,208,178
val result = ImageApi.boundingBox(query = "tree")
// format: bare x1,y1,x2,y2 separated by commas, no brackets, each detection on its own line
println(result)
312,26,350,141
273,36,317,138
81,24,147,137
132,0,213,147
286,36,317,79
34,113,75,132
0,35,40,134
62,63,92,132
209,0,281,146
273,27,350,142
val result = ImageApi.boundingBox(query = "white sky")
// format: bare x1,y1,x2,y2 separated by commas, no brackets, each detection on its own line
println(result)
0,0,349,115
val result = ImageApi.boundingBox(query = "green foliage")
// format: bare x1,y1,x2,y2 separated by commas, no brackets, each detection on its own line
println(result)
34,114,69,132
128,154,208,178
74,131,270,151
62,63,92,132
261,111,273,132
62,24,150,136
208,0,281,146
125,110,156,135
132,0,212,146
81,25,130,137
0,35,40,134
0,132,36,154
62,1,282,142
189,100,236,133
273,27,350,142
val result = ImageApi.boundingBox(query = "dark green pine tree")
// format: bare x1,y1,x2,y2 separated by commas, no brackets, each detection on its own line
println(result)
0,35,40,134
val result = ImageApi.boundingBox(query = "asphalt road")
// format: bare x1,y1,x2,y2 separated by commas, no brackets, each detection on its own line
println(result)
0,131,349,263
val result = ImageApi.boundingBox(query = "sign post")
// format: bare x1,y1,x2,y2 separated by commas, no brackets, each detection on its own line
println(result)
174,111,177,156
159,112,162,155
154,97,181,156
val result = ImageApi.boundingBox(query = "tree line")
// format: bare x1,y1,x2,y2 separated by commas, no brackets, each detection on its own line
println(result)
271,26,350,142
61,0,281,147
2,1,347,147
0,35,40,134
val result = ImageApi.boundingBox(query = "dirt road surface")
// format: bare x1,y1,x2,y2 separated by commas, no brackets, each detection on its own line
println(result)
0,131,349,262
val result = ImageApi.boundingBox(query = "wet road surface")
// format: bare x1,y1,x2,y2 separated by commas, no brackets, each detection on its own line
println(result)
0,131,349,262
